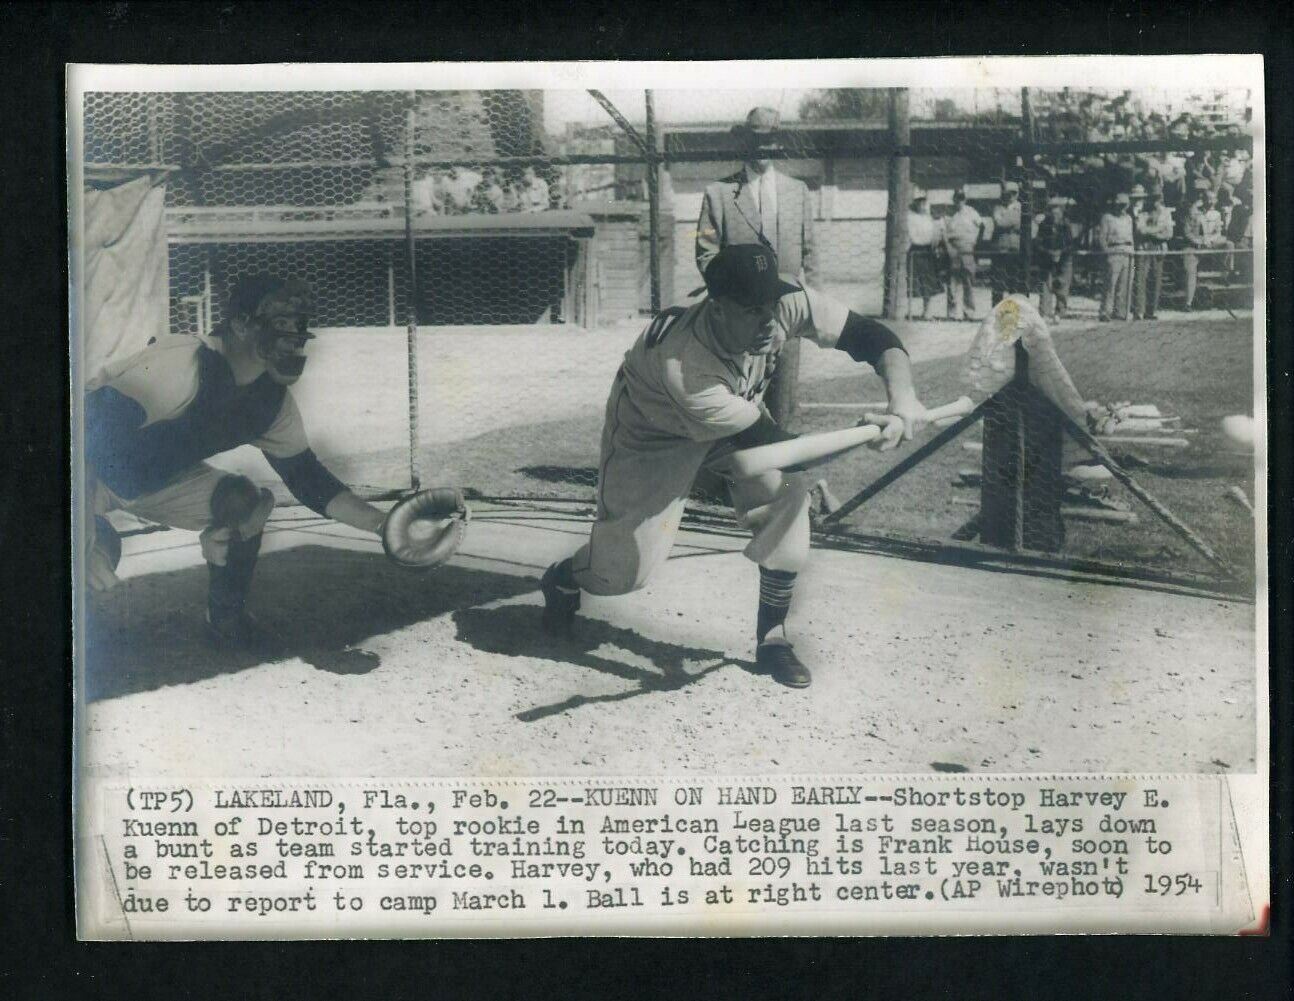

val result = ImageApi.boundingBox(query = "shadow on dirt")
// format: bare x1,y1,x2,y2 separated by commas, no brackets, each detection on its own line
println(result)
452,604,749,722
85,545,534,702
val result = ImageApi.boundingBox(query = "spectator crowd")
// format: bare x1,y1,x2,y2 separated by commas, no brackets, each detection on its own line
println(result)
1032,88,1253,144
405,164,558,216
906,90,1254,321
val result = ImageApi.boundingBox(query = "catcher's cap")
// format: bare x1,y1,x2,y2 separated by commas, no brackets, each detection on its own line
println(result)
704,245,800,307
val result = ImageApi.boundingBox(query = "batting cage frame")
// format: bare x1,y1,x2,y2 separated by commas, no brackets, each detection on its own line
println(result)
79,86,1258,594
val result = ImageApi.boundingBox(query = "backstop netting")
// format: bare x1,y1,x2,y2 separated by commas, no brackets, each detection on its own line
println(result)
78,86,1257,588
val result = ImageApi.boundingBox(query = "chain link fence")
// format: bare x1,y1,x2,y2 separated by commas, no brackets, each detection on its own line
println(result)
79,85,1257,589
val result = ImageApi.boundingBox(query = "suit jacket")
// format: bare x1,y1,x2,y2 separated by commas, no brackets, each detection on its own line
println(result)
696,168,816,284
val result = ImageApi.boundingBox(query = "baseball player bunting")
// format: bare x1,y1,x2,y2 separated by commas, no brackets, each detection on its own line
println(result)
541,245,930,689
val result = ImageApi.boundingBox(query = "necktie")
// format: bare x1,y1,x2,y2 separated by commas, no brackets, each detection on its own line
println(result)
760,173,776,246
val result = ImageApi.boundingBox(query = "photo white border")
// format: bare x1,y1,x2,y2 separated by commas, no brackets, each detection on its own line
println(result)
67,55,1269,937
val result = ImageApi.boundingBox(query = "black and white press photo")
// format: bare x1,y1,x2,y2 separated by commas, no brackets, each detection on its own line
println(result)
69,58,1268,939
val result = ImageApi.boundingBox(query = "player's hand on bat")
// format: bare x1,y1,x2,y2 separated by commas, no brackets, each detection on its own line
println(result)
864,397,929,450
861,412,906,451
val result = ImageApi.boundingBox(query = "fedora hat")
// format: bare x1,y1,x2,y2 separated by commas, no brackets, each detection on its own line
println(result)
733,107,782,139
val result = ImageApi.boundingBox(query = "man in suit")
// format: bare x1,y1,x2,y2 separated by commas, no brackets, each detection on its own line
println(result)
696,107,816,428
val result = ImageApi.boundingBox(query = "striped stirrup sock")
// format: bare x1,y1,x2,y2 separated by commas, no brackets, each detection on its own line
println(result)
756,567,798,644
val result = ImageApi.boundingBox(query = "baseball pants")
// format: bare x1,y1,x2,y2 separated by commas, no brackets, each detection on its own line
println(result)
87,463,275,592
571,377,812,597
1183,244,1235,307
1040,258,1073,319
1100,252,1132,320
1133,247,1166,318
946,252,978,319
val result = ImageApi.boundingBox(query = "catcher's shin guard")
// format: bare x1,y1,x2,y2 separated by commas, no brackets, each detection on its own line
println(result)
540,559,581,636
207,531,264,622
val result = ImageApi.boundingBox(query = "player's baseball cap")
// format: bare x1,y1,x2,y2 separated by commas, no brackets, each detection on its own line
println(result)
703,245,800,307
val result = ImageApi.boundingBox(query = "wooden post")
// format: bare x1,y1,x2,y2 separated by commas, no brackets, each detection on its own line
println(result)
980,343,1064,552
1020,87,1036,302
980,386,1025,550
644,90,661,314
387,251,396,326
403,101,421,491
882,88,911,320
202,261,213,337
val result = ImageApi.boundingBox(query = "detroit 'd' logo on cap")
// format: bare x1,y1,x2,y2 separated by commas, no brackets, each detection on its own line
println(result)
754,253,768,272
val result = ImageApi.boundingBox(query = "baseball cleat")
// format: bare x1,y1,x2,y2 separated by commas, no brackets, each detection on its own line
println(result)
540,561,581,636
756,637,812,688
205,608,281,655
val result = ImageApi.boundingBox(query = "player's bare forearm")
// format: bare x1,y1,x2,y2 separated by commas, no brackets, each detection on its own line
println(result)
875,347,927,442
877,347,919,409
325,490,387,535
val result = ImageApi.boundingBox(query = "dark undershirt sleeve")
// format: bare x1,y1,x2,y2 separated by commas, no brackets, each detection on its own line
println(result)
834,312,908,368
84,387,148,490
265,448,348,516
728,411,798,449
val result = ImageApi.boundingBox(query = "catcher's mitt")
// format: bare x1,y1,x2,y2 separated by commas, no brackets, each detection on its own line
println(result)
381,487,470,569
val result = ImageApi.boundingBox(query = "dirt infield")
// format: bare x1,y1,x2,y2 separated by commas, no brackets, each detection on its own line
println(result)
82,307,1259,780
83,500,1255,779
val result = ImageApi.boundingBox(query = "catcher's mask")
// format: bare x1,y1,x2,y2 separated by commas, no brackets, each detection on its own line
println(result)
232,276,316,384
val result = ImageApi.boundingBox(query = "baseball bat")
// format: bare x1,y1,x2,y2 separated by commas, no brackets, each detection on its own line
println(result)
723,396,974,480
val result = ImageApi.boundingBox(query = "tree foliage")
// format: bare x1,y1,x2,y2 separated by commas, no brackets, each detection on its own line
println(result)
797,89,888,122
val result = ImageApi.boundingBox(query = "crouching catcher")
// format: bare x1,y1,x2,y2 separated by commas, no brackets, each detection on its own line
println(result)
84,274,465,651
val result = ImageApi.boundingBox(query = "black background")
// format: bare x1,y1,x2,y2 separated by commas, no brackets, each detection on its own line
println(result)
2,3,1290,999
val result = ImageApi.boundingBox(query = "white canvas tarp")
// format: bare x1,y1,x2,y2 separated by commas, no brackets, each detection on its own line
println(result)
83,175,169,380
